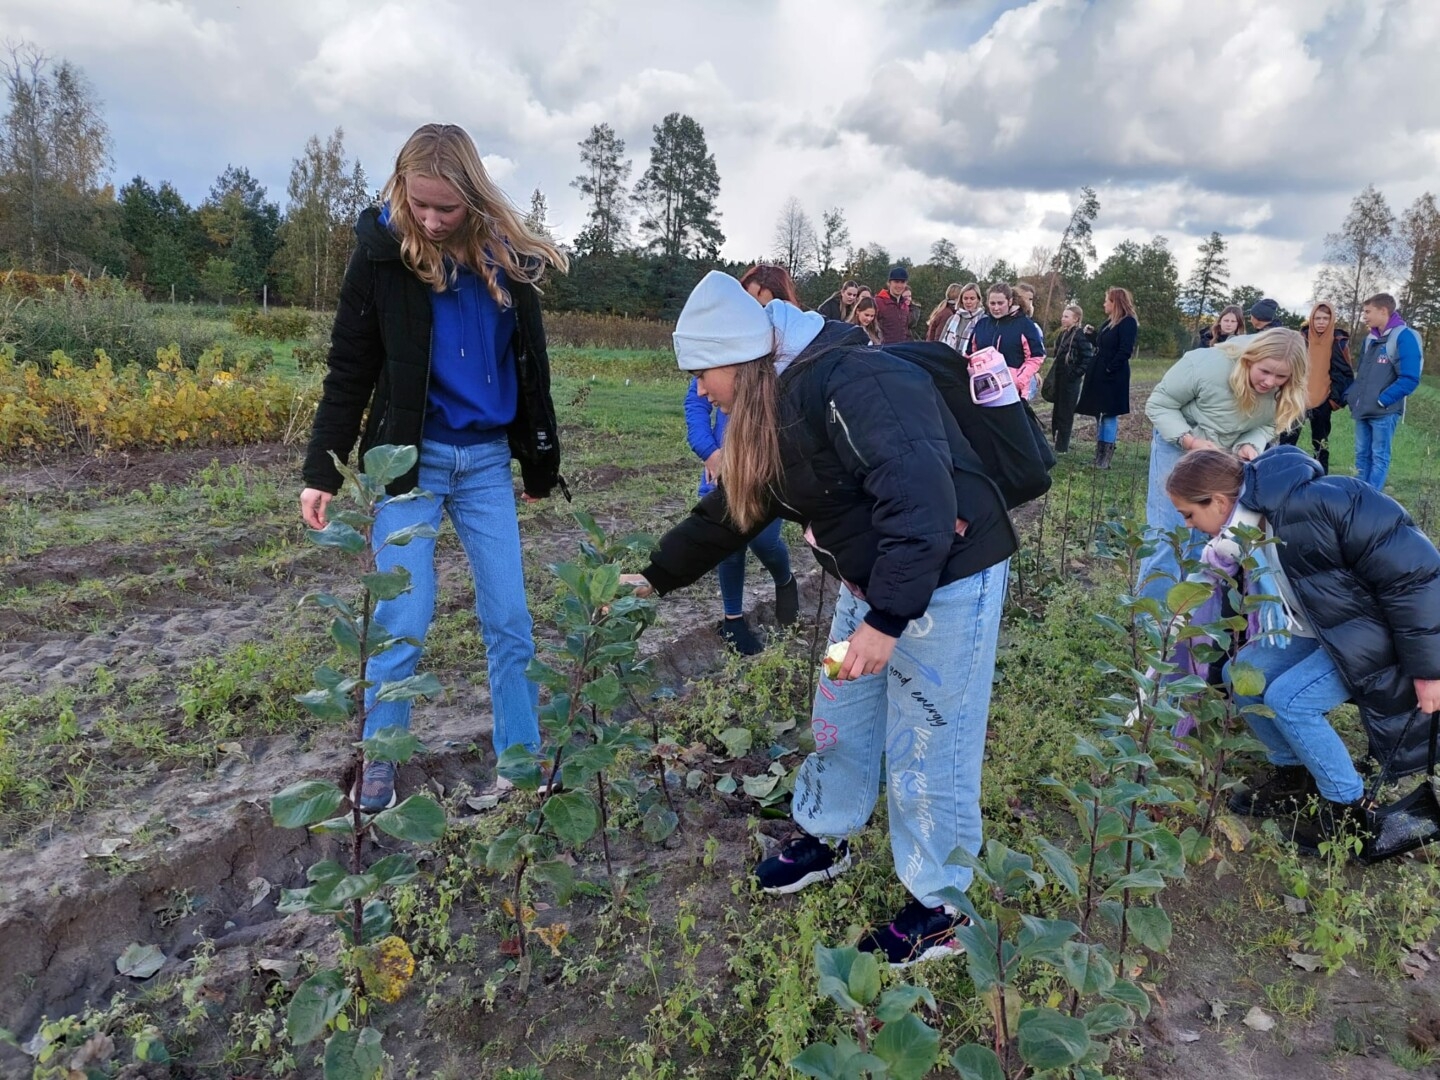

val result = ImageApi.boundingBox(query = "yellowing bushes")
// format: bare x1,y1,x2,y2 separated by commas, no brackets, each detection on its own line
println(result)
0,345,320,455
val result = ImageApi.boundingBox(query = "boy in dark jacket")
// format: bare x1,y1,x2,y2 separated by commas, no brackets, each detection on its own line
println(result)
874,266,914,344
1350,293,1424,490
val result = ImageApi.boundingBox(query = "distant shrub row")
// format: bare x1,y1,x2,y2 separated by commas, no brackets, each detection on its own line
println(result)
230,307,328,341
0,345,320,455
0,284,216,370
542,310,674,353
0,269,101,296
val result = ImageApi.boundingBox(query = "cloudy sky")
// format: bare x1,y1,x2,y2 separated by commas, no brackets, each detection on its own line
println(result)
6,0,1439,308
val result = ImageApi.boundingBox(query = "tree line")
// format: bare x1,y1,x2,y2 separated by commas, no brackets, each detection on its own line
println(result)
3,43,1438,355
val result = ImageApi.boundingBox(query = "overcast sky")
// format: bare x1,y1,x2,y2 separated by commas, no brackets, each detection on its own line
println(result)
6,0,1439,309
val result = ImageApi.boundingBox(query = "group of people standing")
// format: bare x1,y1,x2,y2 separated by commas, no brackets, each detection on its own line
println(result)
299,122,1436,975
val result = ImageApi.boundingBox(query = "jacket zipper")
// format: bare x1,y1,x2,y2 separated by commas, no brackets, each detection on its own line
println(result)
829,399,869,468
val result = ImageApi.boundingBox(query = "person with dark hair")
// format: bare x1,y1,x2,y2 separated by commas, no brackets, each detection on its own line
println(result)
621,272,1016,967
1248,297,1281,333
1075,287,1138,468
1198,305,1244,348
874,266,914,344
740,263,801,306
301,123,568,812
1165,445,1440,856
1351,293,1424,490
817,280,861,322
964,282,1046,397
1276,302,1352,474
1042,303,1094,453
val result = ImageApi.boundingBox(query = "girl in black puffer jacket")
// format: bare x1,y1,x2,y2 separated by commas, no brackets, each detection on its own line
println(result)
1166,446,1440,858
622,272,1016,968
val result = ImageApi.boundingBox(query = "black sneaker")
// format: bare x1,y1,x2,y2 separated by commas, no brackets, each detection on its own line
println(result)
1292,796,1378,858
754,835,851,895
858,899,968,969
1228,765,1317,818
720,616,764,656
774,576,800,628
355,761,397,813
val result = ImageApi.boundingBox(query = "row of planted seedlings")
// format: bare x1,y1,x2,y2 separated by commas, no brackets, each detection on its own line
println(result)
789,519,1281,1080
266,445,682,1078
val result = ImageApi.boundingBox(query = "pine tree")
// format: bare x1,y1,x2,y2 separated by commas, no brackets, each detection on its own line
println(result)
525,187,552,240
1180,232,1229,332
818,208,849,275
634,113,724,260
1042,186,1100,328
1399,192,1440,339
1312,184,1397,332
570,123,631,255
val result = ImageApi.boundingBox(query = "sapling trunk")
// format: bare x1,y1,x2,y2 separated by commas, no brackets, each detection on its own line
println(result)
350,586,373,953
596,764,615,881
624,687,678,819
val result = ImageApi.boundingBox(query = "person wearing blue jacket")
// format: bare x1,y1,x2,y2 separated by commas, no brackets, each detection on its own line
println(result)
685,378,798,654
1350,293,1424,490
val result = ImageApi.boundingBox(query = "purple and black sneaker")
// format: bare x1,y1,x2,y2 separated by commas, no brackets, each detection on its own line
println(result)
754,834,851,895
858,898,969,969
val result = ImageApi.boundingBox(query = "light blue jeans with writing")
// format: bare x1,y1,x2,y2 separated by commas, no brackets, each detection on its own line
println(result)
1224,635,1362,803
1137,430,1206,606
791,562,1009,906
363,435,540,755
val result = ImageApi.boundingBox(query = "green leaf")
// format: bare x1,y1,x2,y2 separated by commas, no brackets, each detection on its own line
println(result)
531,859,576,904
1060,941,1116,995
381,522,437,547
287,968,351,1045
322,1026,384,1080
310,815,358,836
359,725,427,763
580,672,625,711
272,781,346,829
361,569,411,601
367,853,418,887
1100,869,1165,898
324,872,379,906
363,443,418,486
789,1043,844,1080
295,687,352,722
132,1028,170,1063
815,944,862,1011
337,899,394,946
718,726,753,759
309,521,367,555
1082,1002,1132,1036
641,804,679,843
543,791,600,847
481,827,525,874
371,795,447,843
846,950,882,1007
874,984,936,1022
950,1044,1005,1080
1034,838,1080,897
496,744,543,790
1016,1007,1090,1070
330,616,363,658
715,774,738,795
1228,660,1267,699
1125,905,1173,952
1102,979,1152,1019
1016,914,1080,964
872,1012,941,1080
742,772,781,799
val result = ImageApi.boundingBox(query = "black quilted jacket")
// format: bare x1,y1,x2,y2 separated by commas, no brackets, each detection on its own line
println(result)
641,323,1016,637
1243,446,1440,777
303,207,562,498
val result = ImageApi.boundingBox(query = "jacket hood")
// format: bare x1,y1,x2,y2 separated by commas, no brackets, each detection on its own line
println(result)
766,300,826,374
789,319,870,370
356,205,403,261
1240,445,1325,517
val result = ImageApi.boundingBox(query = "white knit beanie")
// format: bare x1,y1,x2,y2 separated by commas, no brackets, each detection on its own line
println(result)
673,271,775,371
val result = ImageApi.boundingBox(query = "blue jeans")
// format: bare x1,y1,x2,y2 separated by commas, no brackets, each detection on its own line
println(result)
1354,413,1401,489
1098,415,1119,442
791,562,1009,907
1224,636,1362,803
716,519,792,618
1137,430,1206,605
363,436,539,755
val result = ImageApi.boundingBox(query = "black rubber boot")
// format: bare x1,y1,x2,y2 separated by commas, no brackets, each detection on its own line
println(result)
1227,765,1317,818
719,616,764,656
774,576,799,628
1292,796,1377,859
1094,441,1115,470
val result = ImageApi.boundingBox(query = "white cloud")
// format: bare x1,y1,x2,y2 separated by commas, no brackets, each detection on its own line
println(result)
7,0,1440,309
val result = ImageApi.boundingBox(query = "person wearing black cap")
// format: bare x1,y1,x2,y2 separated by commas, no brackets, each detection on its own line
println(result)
1249,297,1281,333
874,266,915,344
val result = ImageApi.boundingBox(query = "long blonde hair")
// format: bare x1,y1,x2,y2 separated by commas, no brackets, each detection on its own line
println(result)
381,123,568,304
929,282,963,324
1218,327,1308,432
720,359,782,531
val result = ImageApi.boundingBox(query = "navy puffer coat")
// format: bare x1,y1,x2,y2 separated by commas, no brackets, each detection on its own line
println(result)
1242,446,1440,777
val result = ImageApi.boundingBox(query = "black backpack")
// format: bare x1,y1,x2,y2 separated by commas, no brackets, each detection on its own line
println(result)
881,342,1055,509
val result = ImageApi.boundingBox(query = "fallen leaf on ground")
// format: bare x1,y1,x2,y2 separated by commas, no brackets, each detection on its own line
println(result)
1207,1000,1229,1023
498,937,522,958
466,794,502,812
1242,1007,1276,1032
218,741,245,757
1174,1029,1202,1043
257,958,300,980
82,837,130,858
1402,951,1432,980
1282,894,1307,915
1214,814,1252,853
247,876,272,909
116,943,165,979
1288,952,1323,972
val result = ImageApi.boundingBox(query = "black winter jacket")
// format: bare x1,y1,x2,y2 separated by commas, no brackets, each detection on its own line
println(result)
641,323,1017,636
1243,446,1440,777
1076,315,1137,418
303,206,563,498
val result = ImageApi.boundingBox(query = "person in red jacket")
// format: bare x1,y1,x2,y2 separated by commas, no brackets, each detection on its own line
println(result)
874,266,914,344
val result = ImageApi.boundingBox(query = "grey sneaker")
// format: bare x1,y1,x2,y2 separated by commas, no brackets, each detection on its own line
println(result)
355,761,397,813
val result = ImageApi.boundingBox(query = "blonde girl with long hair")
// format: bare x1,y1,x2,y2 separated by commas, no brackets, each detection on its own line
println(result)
1135,326,1308,603
301,123,568,812
620,272,1017,968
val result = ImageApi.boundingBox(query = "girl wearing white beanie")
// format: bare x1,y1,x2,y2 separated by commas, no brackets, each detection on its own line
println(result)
623,271,1017,968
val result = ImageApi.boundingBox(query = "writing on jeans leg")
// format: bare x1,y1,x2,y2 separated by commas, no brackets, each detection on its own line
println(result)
795,756,826,819
888,665,912,687
891,723,935,888
909,690,947,728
